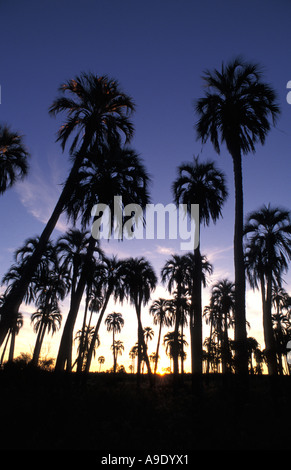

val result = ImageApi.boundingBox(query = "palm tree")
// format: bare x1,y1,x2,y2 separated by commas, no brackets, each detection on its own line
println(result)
85,255,125,373
173,156,227,377
98,355,105,372
129,344,139,374
31,304,61,366
149,298,173,374
56,229,91,298
56,146,150,372
73,326,100,370
0,312,23,365
111,340,124,371
163,331,188,373
120,257,157,385
0,124,29,195
244,205,291,375
210,279,235,373
161,254,187,378
142,327,154,373
105,312,124,374
272,286,291,374
0,72,135,348
195,57,280,375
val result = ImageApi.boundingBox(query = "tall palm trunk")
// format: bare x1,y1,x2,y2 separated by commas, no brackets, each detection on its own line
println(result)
135,299,152,387
85,288,112,373
0,158,81,348
55,236,96,372
173,287,182,378
76,289,90,373
32,321,46,366
261,274,277,375
192,239,203,376
154,322,162,375
232,149,248,376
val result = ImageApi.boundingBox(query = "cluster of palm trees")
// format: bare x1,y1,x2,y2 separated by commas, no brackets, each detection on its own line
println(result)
0,57,290,382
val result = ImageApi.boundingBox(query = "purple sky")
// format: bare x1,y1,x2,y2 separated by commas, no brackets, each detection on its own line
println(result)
0,0,290,371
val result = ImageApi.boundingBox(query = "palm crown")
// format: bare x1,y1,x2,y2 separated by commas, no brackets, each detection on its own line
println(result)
49,72,135,154
195,57,280,156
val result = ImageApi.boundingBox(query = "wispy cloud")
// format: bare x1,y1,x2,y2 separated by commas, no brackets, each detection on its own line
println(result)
15,154,68,233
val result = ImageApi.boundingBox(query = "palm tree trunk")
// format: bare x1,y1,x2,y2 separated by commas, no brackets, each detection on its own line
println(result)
135,300,152,387
192,223,203,378
262,274,277,375
77,288,90,373
113,329,117,374
0,158,81,348
55,236,96,372
232,150,248,377
32,321,45,366
154,322,162,375
85,288,112,373
0,331,11,366
173,287,182,378
8,330,16,362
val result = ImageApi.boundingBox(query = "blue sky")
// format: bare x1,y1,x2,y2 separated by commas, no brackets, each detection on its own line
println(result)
0,0,290,371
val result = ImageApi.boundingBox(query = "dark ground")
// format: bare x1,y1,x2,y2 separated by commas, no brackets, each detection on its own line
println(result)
0,367,290,452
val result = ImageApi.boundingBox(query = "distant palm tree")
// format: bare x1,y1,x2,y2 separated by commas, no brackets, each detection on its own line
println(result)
129,344,138,374
173,156,227,378
105,312,124,373
73,326,100,370
142,327,154,373
244,204,291,375
98,355,105,372
31,305,61,366
120,257,157,385
0,72,135,348
163,331,188,374
0,311,23,365
195,57,280,375
149,298,173,374
0,124,29,195
111,340,124,371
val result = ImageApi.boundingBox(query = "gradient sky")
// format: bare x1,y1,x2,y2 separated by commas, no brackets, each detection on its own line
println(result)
0,0,290,372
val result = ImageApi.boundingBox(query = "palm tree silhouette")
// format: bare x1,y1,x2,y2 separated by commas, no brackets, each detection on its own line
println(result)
85,255,125,373
111,340,124,371
98,355,105,372
120,257,157,385
149,298,173,374
195,57,280,375
163,331,188,373
56,146,149,372
142,327,154,373
211,279,235,373
173,156,227,378
272,286,291,374
161,254,187,378
0,310,23,365
0,124,29,195
0,72,135,348
105,312,125,374
31,305,61,366
244,204,291,375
